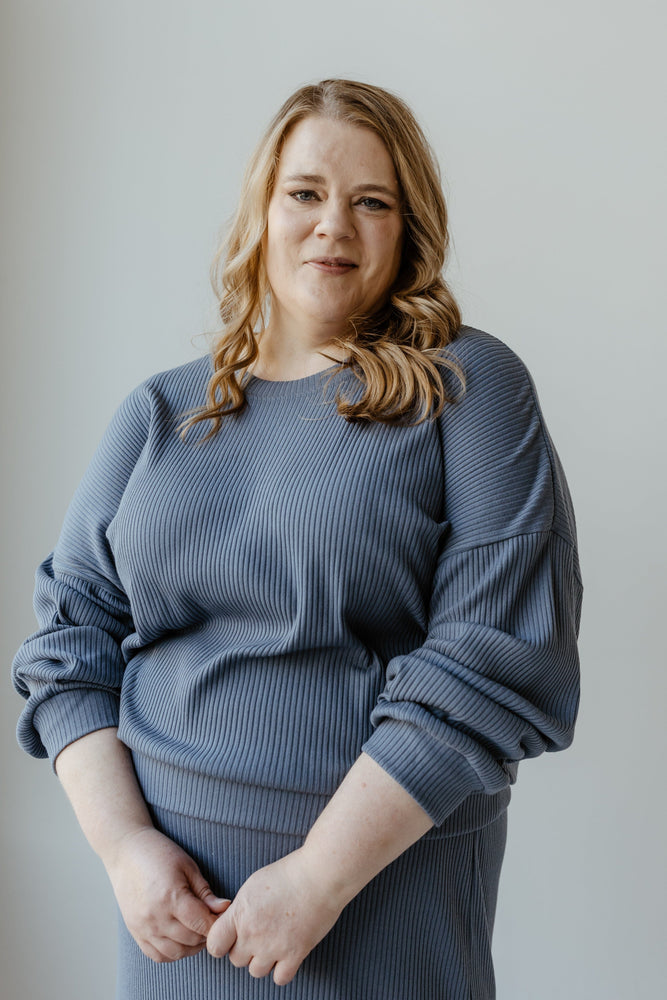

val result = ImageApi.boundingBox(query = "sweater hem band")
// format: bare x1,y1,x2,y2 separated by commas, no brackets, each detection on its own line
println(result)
131,752,511,839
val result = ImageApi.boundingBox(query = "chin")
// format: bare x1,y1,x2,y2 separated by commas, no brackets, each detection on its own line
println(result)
300,301,359,327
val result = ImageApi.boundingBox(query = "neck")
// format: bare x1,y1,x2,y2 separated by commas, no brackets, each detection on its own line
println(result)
251,324,350,381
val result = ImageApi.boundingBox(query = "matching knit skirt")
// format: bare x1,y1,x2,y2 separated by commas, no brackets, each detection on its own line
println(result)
115,802,507,1000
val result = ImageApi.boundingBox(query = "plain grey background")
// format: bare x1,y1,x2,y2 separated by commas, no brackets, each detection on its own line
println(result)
2,2,665,998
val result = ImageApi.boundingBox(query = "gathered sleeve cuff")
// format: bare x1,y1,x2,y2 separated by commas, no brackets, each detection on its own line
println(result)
362,530,583,825
11,383,152,769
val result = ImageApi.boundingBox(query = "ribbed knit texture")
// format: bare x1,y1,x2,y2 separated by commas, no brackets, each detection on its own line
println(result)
12,325,583,837
115,804,507,1000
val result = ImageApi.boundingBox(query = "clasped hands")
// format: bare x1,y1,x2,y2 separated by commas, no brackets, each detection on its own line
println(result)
206,849,345,985
106,827,345,985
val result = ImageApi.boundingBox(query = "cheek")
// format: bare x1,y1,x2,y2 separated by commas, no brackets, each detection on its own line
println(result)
273,205,312,245
373,228,403,281
265,219,313,295
266,226,300,279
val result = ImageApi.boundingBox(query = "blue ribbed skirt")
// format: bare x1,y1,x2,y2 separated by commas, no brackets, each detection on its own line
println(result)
115,802,507,1000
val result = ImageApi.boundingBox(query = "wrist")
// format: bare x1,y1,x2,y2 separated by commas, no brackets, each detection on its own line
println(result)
296,838,367,910
296,754,434,909
54,728,157,867
98,819,157,870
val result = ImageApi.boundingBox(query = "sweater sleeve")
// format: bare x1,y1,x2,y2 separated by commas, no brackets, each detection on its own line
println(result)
11,382,152,768
361,333,584,826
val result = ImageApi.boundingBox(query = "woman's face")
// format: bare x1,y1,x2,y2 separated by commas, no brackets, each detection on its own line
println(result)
262,115,404,341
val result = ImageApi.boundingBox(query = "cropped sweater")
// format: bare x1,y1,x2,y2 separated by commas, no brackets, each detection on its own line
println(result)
12,326,583,837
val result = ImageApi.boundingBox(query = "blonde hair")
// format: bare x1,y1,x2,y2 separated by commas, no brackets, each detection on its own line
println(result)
180,78,466,442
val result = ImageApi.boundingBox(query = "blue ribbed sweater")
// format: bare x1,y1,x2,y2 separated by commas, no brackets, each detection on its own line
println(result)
12,326,583,836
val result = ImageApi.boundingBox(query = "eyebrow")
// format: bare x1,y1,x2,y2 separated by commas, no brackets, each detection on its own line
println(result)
282,173,400,200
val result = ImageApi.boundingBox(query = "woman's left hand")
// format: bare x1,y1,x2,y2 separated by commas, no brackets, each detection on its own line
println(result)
206,847,345,985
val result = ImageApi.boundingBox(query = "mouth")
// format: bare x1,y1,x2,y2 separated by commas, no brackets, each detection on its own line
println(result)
308,257,358,274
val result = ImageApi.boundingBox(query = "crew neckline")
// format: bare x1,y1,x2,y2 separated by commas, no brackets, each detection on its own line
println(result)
244,363,348,397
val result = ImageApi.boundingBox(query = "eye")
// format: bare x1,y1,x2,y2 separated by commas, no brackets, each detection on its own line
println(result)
358,197,390,211
288,190,391,210
289,190,319,203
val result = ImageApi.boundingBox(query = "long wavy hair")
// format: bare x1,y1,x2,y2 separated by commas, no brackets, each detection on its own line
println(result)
179,79,466,442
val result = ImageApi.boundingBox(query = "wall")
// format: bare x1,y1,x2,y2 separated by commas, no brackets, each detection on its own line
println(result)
2,2,665,997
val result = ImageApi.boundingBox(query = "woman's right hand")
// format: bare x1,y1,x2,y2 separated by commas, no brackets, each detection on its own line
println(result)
104,826,230,963
52,729,230,963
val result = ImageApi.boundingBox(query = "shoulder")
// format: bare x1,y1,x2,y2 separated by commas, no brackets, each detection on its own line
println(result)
128,353,213,414
436,324,543,447
440,324,535,399
92,354,212,462
436,326,580,553
435,326,560,544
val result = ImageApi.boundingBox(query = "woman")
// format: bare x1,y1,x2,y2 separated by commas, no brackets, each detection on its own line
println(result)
12,78,583,999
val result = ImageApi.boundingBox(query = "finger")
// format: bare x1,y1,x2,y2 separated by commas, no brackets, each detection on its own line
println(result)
227,941,253,969
273,957,303,987
206,911,237,959
138,940,169,964
175,890,228,938
248,955,277,979
152,936,205,963
161,919,207,948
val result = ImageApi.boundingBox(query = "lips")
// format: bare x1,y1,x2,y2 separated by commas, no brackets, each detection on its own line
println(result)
310,256,358,267
307,256,358,275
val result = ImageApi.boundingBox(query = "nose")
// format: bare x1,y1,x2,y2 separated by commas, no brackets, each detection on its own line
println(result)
314,199,356,240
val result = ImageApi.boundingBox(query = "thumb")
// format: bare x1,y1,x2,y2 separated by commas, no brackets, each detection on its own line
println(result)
186,863,231,913
204,895,232,915
207,907,237,959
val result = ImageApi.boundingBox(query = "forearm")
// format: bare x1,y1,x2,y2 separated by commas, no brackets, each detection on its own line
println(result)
206,751,435,979
54,726,154,865
300,751,434,907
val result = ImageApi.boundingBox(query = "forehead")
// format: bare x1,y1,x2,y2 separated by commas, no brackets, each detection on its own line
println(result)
276,116,398,184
